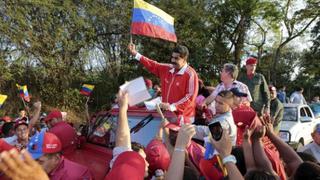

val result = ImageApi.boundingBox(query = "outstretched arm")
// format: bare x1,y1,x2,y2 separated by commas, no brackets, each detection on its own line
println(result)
165,124,196,180
211,131,244,180
28,101,41,131
242,126,256,171
251,126,277,176
115,90,131,148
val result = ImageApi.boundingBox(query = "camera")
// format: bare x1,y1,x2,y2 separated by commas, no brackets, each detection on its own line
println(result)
208,121,223,141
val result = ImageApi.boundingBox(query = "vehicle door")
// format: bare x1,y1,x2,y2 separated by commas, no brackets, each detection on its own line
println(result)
300,106,313,143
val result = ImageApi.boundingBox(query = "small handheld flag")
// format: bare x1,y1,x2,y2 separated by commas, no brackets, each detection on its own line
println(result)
16,84,30,102
0,94,7,108
80,84,95,96
131,0,177,42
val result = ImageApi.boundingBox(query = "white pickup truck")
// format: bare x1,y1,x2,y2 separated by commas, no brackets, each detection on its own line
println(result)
279,103,319,150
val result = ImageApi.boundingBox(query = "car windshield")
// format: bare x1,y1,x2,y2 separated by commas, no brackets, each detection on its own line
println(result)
283,107,297,121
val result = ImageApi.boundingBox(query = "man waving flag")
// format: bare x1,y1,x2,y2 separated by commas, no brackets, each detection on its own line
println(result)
131,0,177,42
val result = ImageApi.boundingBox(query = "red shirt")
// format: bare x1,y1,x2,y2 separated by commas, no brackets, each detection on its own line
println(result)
49,156,92,180
49,121,78,155
0,139,14,152
140,56,199,122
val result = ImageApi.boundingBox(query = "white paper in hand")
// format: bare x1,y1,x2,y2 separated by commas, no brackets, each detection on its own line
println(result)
144,97,162,110
120,77,151,106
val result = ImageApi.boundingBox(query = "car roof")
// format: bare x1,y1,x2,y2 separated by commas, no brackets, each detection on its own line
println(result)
97,106,176,118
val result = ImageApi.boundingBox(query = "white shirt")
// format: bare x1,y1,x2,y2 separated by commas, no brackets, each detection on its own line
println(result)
290,91,307,105
298,142,320,163
109,146,132,168
209,80,253,103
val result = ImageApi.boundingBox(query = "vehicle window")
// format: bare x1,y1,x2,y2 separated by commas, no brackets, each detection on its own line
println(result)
305,107,313,118
283,107,297,121
300,108,307,117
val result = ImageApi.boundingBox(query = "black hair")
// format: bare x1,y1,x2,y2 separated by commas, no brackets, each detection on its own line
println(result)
297,152,318,163
173,45,189,59
245,169,278,180
2,122,15,137
217,90,234,99
131,142,145,152
232,147,247,175
294,162,320,180
296,87,304,91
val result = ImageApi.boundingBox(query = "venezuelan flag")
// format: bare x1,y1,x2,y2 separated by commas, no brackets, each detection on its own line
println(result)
131,0,177,42
0,94,7,108
16,84,30,102
80,84,95,96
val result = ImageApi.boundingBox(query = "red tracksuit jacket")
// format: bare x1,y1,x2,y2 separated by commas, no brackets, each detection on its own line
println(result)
139,55,198,123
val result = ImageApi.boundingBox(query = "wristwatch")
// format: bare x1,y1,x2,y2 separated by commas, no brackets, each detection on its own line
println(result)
222,155,237,165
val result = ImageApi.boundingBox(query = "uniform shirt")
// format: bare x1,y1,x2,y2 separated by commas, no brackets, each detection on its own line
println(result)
186,141,205,172
270,98,284,133
238,73,270,115
49,156,92,180
290,91,307,105
135,53,198,123
49,121,78,155
298,142,320,163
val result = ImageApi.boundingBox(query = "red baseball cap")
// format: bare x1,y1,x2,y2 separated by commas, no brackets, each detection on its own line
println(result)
269,86,276,92
105,151,146,180
1,116,12,122
246,57,258,65
27,131,62,159
145,139,170,175
14,118,28,129
165,123,181,131
44,110,62,123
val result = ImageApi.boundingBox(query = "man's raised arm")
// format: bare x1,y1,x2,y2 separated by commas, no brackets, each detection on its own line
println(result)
115,90,131,149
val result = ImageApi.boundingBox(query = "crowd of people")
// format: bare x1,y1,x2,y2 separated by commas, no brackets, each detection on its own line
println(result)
0,43,319,180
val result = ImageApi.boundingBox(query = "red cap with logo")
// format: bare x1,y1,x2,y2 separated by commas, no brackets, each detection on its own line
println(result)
145,139,170,175
27,131,62,159
104,151,146,180
44,110,62,123
246,57,258,65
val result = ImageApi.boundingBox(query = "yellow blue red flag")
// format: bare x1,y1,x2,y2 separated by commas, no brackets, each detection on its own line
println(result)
80,84,95,96
16,84,30,102
131,0,177,42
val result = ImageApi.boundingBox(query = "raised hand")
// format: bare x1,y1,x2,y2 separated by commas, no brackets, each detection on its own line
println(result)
128,43,137,56
33,101,42,109
117,90,128,109
243,125,254,141
251,126,266,140
0,149,49,180
175,124,196,149
210,130,232,158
